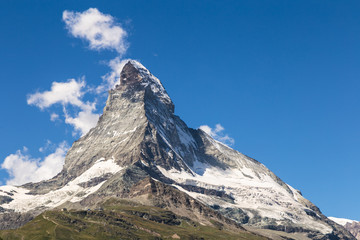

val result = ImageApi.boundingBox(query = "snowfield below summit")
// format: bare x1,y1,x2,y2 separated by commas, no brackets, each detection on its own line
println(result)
157,132,333,234
0,158,123,212
329,217,359,226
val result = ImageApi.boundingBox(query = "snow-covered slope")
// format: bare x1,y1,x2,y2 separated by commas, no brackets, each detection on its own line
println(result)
0,158,122,212
157,130,333,234
0,61,355,239
329,217,359,226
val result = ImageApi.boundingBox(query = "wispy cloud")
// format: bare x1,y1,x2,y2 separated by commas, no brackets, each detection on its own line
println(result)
199,124,235,146
63,8,128,55
1,142,68,186
39,139,52,153
50,113,59,122
27,78,99,136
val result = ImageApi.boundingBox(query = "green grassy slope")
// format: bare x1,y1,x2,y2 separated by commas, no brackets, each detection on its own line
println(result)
0,199,267,240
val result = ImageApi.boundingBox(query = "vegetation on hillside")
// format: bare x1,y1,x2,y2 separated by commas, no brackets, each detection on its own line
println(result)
0,199,267,240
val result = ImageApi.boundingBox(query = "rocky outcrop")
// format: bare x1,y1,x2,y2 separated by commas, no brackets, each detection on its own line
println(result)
0,210,34,230
344,222,360,240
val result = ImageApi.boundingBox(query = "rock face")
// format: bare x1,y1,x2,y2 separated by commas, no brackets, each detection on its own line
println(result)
344,222,360,240
0,60,355,239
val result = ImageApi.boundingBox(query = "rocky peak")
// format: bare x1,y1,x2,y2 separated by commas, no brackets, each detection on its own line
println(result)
116,60,174,114
119,61,142,86
59,60,178,177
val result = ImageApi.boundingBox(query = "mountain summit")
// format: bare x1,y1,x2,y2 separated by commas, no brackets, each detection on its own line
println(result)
0,61,355,239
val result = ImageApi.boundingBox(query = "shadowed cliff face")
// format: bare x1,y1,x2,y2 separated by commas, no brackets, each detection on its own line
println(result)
0,61,356,240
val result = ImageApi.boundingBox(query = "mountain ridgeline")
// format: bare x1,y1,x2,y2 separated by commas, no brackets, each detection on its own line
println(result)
0,61,355,240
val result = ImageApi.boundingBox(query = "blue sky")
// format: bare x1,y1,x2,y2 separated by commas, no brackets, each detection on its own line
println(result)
0,0,359,220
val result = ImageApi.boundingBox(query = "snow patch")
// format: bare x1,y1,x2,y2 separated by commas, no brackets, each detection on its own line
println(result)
328,217,359,226
176,125,196,149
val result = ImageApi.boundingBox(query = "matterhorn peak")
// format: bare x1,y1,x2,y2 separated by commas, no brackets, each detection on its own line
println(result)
115,60,173,110
118,60,164,87
0,61,355,240
119,61,143,85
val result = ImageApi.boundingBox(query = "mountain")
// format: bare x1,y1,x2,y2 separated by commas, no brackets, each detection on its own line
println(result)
329,217,360,240
0,60,355,239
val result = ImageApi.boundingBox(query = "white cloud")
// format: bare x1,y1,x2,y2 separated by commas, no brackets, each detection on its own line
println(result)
27,79,85,109
64,102,99,136
63,8,128,55
27,78,100,136
1,142,68,186
199,124,235,146
50,113,59,122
